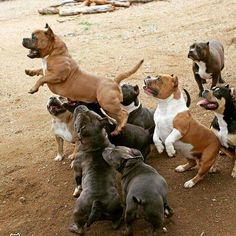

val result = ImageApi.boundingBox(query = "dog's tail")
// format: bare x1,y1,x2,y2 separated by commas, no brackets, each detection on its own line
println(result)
86,200,103,227
114,59,144,84
183,88,191,108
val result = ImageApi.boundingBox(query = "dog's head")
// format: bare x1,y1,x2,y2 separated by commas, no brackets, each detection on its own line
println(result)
121,84,140,106
102,146,144,172
47,96,67,117
188,42,210,61
73,105,109,141
22,24,55,59
143,74,179,99
198,85,236,114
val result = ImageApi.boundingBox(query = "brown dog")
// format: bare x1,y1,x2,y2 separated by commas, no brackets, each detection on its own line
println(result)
22,24,143,135
143,74,221,188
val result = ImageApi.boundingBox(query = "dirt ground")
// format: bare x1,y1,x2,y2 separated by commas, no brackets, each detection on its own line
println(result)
0,0,236,235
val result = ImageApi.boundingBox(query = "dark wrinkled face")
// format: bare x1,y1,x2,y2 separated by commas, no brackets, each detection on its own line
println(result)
102,146,144,171
22,24,54,58
198,85,233,114
47,96,67,116
143,74,178,99
188,42,210,61
121,84,140,106
73,105,108,139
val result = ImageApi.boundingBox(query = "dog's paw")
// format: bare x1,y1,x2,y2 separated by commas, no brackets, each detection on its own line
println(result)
54,154,63,161
154,142,164,154
175,165,186,173
165,144,176,157
70,160,75,169
68,223,84,235
28,87,38,94
68,154,75,160
73,186,82,198
231,170,236,178
184,179,195,188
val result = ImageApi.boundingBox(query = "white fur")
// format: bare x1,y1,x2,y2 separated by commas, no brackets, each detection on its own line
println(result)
184,179,195,188
73,186,81,197
195,61,212,80
175,165,186,173
122,101,141,114
52,119,73,142
42,57,47,76
54,154,63,161
214,113,229,148
153,93,194,158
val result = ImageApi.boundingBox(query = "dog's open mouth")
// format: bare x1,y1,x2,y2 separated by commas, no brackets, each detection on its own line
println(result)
47,100,65,115
27,49,40,58
197,99,219,110
143,86,158,97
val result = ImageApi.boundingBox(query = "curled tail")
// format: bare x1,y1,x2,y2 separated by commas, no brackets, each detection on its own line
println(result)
114,59,144,84
86,200,103,227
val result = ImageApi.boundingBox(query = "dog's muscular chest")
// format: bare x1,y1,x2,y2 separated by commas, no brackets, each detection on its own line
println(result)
52,120,73,142
195,61,212,80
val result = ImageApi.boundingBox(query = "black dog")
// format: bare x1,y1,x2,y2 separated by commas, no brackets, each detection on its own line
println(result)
199,85,236,177
121,84,155,129
103,146,173,236
69,105,123,235
62,99,152,158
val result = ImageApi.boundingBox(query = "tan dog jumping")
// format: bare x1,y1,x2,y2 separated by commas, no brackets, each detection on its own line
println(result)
22,24,143,135
143,74,221,188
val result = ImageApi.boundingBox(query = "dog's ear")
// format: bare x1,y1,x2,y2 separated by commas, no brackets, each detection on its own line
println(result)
171,74,178,88
230,88,236,99
99,117,110,128
130,148,144,161
133,85,140,95
45,23,54,39
225,84,229,88
206,41,209,47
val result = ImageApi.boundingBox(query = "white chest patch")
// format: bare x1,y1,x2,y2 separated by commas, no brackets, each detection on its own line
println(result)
42,58,47,76
214,113,229,147
122,101,140,114
154,94,189,142
195,61,212,80
52,120,73,142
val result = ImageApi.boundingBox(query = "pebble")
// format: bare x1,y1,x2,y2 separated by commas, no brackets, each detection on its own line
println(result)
19,196,26,204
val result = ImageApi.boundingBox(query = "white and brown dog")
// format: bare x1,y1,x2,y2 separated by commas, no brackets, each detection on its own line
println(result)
143,74,221,188
47,96,79,161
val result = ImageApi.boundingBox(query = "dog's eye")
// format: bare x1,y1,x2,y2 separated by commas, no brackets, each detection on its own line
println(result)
156,76,161,81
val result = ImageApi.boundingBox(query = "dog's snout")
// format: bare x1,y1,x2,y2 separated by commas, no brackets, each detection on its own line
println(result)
202,90,210,98
144,76,151,85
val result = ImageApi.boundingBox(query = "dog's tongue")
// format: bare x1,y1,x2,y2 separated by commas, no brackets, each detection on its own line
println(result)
197,99,209,106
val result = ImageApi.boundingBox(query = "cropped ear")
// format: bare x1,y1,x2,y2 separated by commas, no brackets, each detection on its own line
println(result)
225,84,229,88
230,88,236,99
133,85,140,95
45,23,54,39
206,41,209,47
172,75,178,88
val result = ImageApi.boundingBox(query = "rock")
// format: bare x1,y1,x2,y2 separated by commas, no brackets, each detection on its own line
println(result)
19,197,26,204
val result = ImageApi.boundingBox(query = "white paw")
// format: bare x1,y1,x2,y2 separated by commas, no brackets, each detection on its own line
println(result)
184,179,195,188
175,165,186,173
68,154,75,160
165,144,176,157
73,186,81,197
155,142,164,154
54,154,63,161
231,170,236,178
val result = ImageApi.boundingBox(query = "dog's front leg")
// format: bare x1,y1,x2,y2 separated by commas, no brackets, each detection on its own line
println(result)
25,68,43,77
68,140,79,160
165,128,182,157
28,76,46,94
153,126,164,154
55,135,64,161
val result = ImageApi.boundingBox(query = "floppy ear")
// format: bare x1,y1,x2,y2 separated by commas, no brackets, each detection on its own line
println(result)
130,148,144,161
45,23,54,39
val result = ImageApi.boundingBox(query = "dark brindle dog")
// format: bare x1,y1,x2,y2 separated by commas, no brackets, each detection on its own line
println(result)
69,105,123,235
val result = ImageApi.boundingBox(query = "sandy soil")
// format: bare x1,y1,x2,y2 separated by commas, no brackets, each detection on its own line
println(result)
0,0,236,235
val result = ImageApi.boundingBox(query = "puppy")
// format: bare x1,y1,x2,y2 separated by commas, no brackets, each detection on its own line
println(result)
143,74,221,188
102,146,173,236
47,96,78,161
22,24,143,135
121,83,155,129
199,85,236,178
188,40,224,96
69,105,123,235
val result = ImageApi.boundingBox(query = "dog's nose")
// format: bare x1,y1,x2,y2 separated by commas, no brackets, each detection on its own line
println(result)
187,51,192,58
